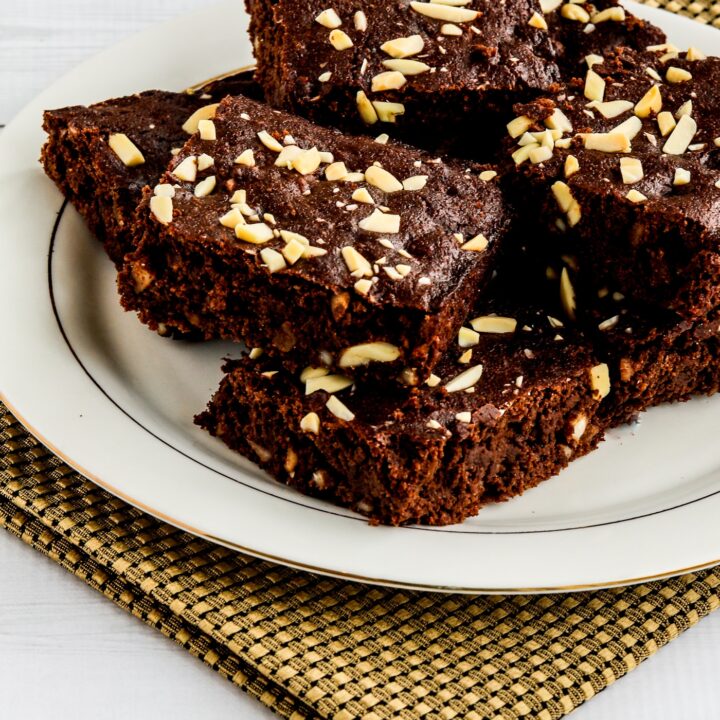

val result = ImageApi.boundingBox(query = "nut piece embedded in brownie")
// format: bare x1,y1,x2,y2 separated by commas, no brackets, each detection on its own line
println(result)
197,299,607,526
246,0,563,158
504,47,720,319
119,93,510,382
40,71,262,265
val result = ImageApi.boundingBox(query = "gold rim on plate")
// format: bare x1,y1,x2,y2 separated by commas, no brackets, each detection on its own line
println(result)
184,65,257,94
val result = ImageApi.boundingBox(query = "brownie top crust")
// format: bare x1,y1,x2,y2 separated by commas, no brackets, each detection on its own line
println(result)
545,0,666,74
507,47,720,180
147,93,509,314
503,47,720,314
255,0,561,101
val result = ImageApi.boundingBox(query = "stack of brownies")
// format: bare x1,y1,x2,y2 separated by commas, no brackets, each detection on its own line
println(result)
41,0,720,525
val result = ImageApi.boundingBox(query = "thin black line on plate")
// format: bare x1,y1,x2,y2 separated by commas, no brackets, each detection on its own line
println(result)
47,201,720,536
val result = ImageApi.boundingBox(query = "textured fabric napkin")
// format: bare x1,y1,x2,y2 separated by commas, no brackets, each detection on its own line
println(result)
2,1,720,717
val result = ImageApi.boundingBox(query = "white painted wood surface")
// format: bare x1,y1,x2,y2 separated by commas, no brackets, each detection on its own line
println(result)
1,2,720,718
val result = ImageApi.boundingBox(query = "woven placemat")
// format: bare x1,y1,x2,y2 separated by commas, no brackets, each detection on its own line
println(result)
3,2,719,717
3,400,720,719
643,0,720,27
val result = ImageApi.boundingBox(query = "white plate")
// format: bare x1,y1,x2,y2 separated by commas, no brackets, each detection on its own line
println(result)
1,2,719,594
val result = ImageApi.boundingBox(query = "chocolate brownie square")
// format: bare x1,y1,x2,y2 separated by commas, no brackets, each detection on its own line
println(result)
245,0,664,158
118,93,510,382
247,0,562,157
538,255,720,426
581,289,720,426
41,71,262,265
505,47,720,319
601,309,720,427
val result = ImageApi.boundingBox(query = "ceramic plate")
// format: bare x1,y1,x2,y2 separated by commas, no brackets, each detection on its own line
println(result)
2,1,719,593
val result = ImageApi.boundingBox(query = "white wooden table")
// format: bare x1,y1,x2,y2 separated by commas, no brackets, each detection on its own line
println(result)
1,2,720,717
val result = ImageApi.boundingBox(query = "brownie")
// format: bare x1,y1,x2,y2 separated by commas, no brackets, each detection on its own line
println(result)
546,0,665,76
504,47,720,319
245,0,663,159
41,71,262,265
539,257,720,427
197,294,608,526
603,311,720,427
247,0,562,158
582,292,720,427
118,93,510,382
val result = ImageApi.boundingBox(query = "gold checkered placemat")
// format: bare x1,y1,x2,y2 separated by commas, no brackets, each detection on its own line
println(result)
643,0,720,27
2,2,719,717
